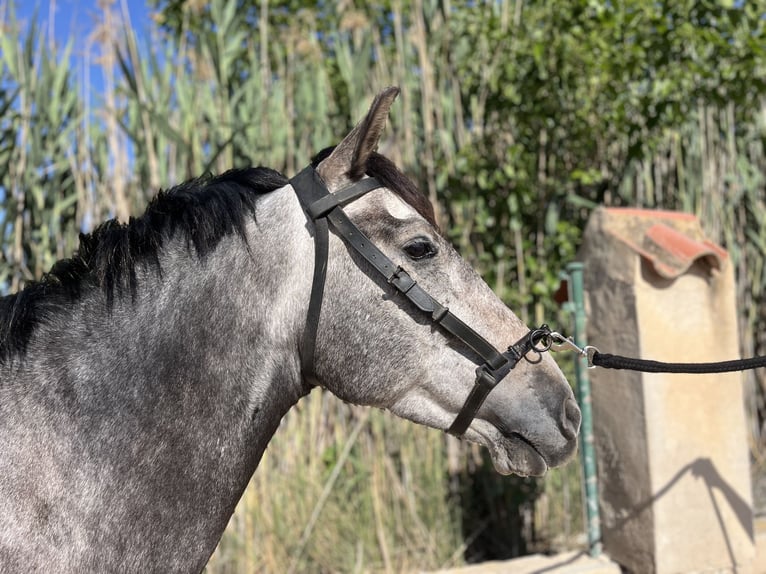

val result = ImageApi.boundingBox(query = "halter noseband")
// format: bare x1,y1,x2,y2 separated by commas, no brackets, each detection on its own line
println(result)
290,166,553,437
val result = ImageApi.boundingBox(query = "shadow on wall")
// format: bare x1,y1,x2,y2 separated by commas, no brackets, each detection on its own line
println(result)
526,457,753,574
597,457,752,571
448,449,751,569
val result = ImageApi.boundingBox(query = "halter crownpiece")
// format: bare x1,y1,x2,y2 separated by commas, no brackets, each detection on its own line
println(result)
290,166,557,436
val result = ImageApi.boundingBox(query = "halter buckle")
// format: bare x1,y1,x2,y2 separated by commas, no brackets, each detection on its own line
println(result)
389,266,417,293
475,365,500,390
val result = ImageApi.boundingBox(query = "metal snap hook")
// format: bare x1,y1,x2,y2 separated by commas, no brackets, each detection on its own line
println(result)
549,332,584,354
549,331,599,368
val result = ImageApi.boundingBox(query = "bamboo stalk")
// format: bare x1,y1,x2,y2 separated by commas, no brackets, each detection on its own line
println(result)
98,2,129,222
10,37,29,291
119,0,160,191
412,0,439,225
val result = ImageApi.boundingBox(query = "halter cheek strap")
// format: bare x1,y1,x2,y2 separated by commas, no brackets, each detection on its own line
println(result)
290,166,551,436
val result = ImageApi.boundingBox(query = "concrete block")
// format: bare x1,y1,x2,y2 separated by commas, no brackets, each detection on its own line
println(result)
420,550,621,574
754,516,766,573
579,208,755,573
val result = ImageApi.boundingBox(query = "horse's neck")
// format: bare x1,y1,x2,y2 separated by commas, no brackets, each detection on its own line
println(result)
0,186,313,571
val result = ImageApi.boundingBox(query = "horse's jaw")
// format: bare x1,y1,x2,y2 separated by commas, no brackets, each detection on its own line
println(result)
387,364,581,477
388,395,555,477
464,423,551,477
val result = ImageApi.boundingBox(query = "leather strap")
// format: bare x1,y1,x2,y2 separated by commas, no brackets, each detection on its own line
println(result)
446,330,545,436
291,167,333,383
325,204,511,369
308,178,387,219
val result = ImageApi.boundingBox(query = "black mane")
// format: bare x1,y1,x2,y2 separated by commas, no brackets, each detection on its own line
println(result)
0,153,433,363
0,167,288,363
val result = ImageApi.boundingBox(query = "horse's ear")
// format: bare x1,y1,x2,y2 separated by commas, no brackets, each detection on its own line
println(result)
317,86,400,190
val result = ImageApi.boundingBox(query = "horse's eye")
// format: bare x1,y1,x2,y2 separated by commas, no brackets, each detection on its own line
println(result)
403,238,437,260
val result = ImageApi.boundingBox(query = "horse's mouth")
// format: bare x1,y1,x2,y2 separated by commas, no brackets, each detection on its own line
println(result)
486,431,549,477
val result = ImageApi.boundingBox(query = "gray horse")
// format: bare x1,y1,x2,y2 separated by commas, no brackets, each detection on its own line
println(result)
0,88,580,572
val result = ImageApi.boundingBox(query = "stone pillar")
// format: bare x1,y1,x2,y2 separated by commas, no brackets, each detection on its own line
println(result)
579,207,755,573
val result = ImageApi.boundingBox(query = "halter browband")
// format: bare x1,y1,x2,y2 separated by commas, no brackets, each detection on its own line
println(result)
290,166,552,436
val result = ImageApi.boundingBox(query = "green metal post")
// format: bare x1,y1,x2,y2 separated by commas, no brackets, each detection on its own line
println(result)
566,262,602,556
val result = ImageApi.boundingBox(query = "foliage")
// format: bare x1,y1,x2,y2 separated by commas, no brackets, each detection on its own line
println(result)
2,0,766,570
0,5,83,292
443,0,766,321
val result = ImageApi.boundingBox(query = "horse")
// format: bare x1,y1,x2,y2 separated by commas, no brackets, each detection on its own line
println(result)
0,87,580,572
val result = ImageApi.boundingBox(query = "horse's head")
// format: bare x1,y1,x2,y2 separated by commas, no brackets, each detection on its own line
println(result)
301,88,580,477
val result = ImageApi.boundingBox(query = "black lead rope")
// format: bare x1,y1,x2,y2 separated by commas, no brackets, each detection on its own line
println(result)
590,352,766,374
547,332,766,374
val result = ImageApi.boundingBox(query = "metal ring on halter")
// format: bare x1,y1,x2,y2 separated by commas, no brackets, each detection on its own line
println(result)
520,325,552,365
530,325,554,353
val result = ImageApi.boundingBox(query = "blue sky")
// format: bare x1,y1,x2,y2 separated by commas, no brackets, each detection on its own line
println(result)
13,0,151,46
2,0,154,229
9,0,152,97
10,0,153,93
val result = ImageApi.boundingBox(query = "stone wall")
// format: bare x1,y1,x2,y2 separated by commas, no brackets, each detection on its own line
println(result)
579,207,755,573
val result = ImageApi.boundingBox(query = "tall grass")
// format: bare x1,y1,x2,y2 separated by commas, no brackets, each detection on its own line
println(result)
207,402,462,573
1,0,765,571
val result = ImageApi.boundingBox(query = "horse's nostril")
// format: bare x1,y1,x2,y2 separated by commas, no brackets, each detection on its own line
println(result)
561,398,582,440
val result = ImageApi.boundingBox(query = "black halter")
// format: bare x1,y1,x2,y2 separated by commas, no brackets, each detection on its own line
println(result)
290,166,553,436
